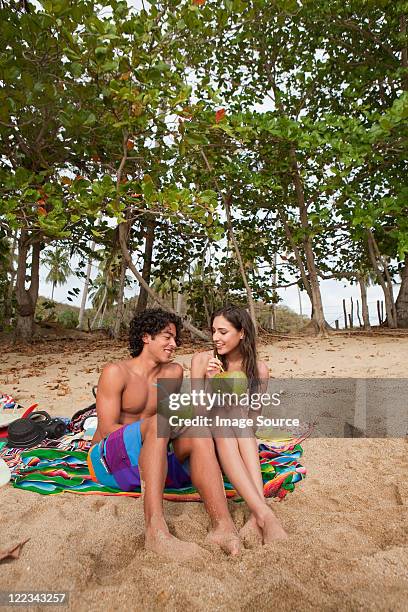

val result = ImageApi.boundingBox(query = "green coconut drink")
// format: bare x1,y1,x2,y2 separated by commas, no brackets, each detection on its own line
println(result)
210,370,248,396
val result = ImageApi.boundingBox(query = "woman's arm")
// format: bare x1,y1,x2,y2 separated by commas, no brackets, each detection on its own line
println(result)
248,360,269,424
258,360,270,393
190,351,208,382
191,351,223,391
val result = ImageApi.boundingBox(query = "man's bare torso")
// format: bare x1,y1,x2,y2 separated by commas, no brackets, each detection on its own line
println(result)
92,358,182,443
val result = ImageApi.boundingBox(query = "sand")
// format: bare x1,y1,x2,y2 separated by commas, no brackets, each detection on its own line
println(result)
0,333,407,611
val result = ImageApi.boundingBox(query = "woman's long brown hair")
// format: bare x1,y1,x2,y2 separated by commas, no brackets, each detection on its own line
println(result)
211,304,260,392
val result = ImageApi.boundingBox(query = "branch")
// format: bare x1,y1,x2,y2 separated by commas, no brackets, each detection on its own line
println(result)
335,19,398,62
277,205,312,298
116,130,129,188
199,149,258,333
118,222,210,341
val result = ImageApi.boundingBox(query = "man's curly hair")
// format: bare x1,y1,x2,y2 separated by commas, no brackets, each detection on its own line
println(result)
129,308,182,357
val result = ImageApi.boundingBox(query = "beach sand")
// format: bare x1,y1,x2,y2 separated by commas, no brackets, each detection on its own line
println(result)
1,333,407,611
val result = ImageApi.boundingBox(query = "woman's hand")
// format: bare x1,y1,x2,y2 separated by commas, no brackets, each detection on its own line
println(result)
206,356,224,378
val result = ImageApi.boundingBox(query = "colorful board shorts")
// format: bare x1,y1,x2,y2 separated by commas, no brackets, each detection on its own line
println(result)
87,421,191,492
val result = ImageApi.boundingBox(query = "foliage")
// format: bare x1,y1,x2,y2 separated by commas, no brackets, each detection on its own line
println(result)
0,0,407,338
42,247,72,299
57,309,79,329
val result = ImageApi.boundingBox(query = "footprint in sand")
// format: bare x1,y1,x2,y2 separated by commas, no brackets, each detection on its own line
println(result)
92,499,106,512
88,534,145,584
392,483,404,506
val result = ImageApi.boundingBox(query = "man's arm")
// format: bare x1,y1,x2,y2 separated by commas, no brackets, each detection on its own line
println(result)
160,362,184,395
155,363,183,438
95,363,126,438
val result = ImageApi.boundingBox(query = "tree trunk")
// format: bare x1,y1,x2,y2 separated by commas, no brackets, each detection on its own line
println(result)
297,286,303,316
77,242,95,330
118,221,210,340
200,150,258,334
289,147,327,336
268,305,276,330
15,232,41,342
202,289,211,328
200,246,211,326
356,300,362,328
343,298,348,329
224,194,258,334
51,282,55,301
278,211,312,302
135,220,155,314
176,284,183,315
370,234,397,324
396,254,408,328
170,282,175,309
91,287,107,330
112,256,127,338
366,230,396,327
358,275,371,330
271,247,277,330
98,300,107,329
4,231,18,326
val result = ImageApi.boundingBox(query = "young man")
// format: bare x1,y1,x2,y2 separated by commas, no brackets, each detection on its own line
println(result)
88,308,240,559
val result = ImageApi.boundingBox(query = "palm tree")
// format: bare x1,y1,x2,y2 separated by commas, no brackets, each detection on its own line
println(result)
152,277,180,309
88,250,121,329
42,247,72,301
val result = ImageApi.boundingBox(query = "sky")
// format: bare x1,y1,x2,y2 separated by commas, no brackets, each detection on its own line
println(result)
39,258,396,329
37,0,400,328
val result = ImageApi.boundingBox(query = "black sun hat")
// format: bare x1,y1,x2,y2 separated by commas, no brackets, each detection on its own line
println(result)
7,417,47,449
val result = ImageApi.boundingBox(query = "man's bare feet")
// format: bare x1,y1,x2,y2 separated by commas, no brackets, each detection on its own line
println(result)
145,526,204,561
257,508,288,543
239,514,263,549
206,522,241,556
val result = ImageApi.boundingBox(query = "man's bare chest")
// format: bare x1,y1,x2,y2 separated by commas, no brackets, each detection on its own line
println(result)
121,379,158,417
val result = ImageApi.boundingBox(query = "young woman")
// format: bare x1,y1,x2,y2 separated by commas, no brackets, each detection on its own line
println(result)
191,305,287,545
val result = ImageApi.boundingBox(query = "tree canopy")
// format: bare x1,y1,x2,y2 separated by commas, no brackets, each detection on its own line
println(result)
0,0,407,340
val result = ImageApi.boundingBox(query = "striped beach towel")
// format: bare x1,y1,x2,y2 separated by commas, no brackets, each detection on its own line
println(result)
11,437,306,501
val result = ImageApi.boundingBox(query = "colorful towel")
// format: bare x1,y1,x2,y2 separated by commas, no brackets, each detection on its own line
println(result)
11,437,306,501
0,392,308,501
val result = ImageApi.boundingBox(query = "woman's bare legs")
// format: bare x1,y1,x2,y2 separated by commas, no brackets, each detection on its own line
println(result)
235,436,265,545
214,436,287,544
237,436,265,495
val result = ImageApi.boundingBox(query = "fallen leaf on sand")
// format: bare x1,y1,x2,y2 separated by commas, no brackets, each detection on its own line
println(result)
0,539,30,563
156,591,170,604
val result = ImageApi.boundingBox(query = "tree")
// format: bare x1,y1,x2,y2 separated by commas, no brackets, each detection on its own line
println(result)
42,247,72,301
0,1,104,340
88,244,125,329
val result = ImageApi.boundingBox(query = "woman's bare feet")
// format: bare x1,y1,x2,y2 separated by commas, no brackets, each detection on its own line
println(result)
206,521,241,556
145,525,204,561
239,514,263,548
256,507,288,543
